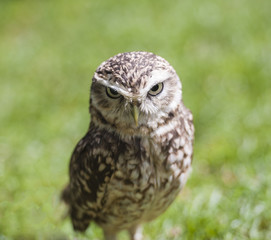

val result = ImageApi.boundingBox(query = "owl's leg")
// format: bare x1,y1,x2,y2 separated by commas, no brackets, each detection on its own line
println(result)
128,225,143,240
103,230,117,240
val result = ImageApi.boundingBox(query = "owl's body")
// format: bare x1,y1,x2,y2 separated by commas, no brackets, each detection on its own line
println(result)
62,52,194,240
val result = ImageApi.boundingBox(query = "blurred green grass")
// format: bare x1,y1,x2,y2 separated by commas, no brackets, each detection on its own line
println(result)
0,0,271,239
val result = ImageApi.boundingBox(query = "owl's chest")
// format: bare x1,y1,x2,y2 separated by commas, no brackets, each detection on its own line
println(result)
100,138,185,225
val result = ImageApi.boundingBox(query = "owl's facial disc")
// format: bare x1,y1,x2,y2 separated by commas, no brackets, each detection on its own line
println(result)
91,59,182,133
98,73,175,128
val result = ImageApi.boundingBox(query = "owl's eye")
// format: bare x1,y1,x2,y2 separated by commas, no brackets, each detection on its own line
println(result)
148,83,164,96
106,87,121,99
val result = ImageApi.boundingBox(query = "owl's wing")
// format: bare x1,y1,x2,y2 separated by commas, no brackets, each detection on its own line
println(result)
62,129,116,232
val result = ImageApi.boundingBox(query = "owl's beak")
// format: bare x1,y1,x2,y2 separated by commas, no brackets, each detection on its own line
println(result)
133,105,139,127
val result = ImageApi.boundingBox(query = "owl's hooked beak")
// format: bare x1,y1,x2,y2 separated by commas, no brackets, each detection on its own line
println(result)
132,105,139,127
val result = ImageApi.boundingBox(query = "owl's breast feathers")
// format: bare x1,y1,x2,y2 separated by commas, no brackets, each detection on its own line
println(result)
62,106,194,231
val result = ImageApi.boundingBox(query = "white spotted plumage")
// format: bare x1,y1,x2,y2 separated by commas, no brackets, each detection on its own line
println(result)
62,51,194,240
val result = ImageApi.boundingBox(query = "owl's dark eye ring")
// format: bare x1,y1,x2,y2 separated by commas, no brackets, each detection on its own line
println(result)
106,87,121,99
148,83,164,96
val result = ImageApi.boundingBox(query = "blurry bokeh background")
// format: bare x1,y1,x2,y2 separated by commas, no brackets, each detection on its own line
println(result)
0,0,270,239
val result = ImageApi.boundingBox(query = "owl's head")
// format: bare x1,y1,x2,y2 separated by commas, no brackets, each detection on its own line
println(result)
90,51,183,136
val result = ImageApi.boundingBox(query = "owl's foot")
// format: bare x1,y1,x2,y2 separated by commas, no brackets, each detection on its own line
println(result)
128,225,143,240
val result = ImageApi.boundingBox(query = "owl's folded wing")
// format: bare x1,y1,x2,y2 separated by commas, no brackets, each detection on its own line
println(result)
61,131,115,232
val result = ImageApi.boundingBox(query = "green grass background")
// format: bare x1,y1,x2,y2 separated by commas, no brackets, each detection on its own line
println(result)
0,0,270,239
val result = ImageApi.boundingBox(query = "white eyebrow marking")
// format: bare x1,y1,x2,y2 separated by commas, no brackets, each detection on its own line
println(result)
94,69,175,99
94,73,134,98
139,70,172,96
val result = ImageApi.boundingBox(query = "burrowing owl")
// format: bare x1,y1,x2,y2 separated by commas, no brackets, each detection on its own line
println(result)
62,51,194,240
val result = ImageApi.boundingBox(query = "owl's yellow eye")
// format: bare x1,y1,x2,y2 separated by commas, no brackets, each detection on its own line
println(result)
148,83,164,96
106,87,121,99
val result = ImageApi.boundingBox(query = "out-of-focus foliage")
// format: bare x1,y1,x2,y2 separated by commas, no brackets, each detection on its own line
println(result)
0,0,270,239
